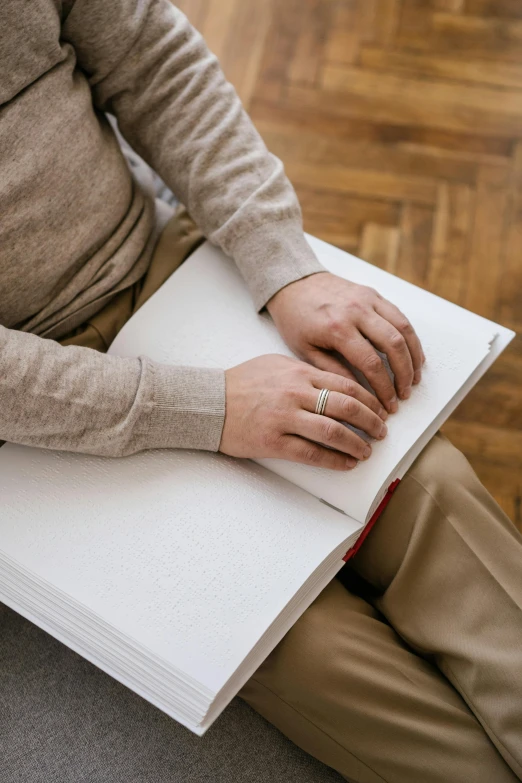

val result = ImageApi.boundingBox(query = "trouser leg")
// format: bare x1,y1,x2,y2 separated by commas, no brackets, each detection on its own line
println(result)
240,578,517,783
346,432,522,778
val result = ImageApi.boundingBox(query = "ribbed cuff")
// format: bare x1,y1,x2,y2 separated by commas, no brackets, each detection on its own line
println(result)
144,362,226,452
230,219,326,311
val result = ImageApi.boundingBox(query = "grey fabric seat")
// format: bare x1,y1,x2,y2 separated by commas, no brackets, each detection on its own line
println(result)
0,604,342,783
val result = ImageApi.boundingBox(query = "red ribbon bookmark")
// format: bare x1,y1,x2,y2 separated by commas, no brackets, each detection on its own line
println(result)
342,478,401,562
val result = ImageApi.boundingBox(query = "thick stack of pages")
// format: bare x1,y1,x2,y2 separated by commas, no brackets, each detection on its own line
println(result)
0,235,514,734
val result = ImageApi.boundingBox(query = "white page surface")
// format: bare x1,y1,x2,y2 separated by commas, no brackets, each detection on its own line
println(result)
0,444,359,694
110,237,500,521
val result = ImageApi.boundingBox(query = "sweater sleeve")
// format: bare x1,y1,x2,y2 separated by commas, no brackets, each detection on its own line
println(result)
61,0,325,311
0,326,225,457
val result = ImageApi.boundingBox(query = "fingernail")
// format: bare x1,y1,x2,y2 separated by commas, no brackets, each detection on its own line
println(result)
422,351,427,364
363,445,372,459
401,387,411,400
413,371,421,384
378,424,387,439
379,407,388,421
345,458,357,469
389,396,398,413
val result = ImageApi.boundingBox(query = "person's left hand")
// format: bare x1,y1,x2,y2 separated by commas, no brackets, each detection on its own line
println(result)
266,272,425,415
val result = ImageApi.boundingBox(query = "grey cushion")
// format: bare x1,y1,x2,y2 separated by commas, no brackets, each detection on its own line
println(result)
0,604,342,782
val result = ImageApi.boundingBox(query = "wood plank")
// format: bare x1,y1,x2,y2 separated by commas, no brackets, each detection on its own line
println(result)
257,119,507,184
323,2,359,65
429,182,450,290
359,45,522,89
284,161,439,205
427,183,474,305
464,0,522,20
398,9,522,63
324,0,376,66
395,204,434,288
450,337,522,431
498,143,522,332
394,141,509,169
359,223,400,271
398,0,434,38
433,12,522,61
464,165,509,319
209,0,272,105
371,0,402,45
297,185,400,253
256,0,302,85
250,98,514,159
295,186,401,233
249,80,284,105
433,0,464,11
321,64,522,137
288,0,332,85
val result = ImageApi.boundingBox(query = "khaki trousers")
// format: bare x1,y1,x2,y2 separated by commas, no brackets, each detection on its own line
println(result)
60,210,522,783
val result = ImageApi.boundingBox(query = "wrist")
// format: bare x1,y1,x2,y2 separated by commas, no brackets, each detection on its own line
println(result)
266,271,329,318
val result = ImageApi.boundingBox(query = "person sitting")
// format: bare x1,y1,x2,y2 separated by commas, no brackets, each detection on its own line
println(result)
1,2,521,781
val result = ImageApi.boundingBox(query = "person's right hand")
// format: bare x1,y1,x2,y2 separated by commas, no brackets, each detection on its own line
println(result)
219,354,388,470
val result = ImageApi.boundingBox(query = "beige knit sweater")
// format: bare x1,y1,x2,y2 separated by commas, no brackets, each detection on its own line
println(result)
0,0,324,457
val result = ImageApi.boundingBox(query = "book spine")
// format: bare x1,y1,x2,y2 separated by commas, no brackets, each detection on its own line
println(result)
342,479,401,562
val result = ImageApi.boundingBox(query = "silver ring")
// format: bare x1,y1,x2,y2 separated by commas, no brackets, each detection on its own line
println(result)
315,388,330,416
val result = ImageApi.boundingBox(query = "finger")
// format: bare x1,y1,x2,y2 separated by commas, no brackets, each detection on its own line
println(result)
281,435,358,471
360,314,414,401
375,300,424,383
295,411,373,462
306,348,358,382
302,390,387,441
331,335,398,414
310,373,388,421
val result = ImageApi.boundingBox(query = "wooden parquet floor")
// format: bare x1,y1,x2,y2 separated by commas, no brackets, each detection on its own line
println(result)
176,0,522,529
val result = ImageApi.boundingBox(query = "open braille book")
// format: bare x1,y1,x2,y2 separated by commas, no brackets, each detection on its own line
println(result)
0,235,514,735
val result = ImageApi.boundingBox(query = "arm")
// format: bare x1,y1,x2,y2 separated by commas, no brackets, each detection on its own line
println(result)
61,0,325,311
0,325,387,468
61,0,424,408
1,1,418,463
2,0,316,457
0,326,224,456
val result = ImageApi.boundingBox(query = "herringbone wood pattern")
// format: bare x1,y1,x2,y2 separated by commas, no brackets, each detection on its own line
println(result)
176,0,522,529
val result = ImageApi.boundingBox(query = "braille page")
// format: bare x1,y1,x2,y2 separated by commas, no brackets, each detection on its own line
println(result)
0,444,359,695
109,237,506,522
